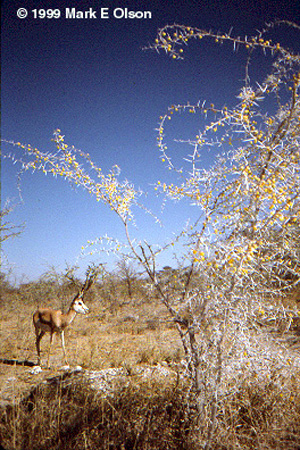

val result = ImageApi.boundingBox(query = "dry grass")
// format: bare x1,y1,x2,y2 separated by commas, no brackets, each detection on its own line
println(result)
0,287,183,408
0,289,182,370
1,284,300,449
1,371,193,450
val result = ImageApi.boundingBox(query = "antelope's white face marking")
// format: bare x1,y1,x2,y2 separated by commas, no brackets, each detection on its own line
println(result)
73,299,89,314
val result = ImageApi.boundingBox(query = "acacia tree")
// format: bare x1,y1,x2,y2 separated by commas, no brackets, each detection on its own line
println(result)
116,257,140,300
0,201,24,243
2,21,300,448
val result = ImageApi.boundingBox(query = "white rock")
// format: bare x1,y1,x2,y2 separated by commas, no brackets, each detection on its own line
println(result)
30,365,42,375
59,365,71,371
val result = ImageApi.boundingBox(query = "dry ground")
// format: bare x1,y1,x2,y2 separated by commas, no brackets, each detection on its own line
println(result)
0,292,183,407
2,287,300,449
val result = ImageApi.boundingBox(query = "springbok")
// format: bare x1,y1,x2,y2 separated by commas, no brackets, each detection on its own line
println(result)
33,266,98,368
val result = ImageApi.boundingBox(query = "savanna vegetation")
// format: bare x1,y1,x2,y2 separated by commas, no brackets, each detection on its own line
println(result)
1,20,300,449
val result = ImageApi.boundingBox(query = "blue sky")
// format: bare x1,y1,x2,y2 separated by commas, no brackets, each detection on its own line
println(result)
1,0,300,282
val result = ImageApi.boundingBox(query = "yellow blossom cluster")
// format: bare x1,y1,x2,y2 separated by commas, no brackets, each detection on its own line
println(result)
152,28,300,283
11,129,139,224
149,23,297,61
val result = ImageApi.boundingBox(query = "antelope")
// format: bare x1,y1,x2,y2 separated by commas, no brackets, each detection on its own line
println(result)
33,266,99,368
